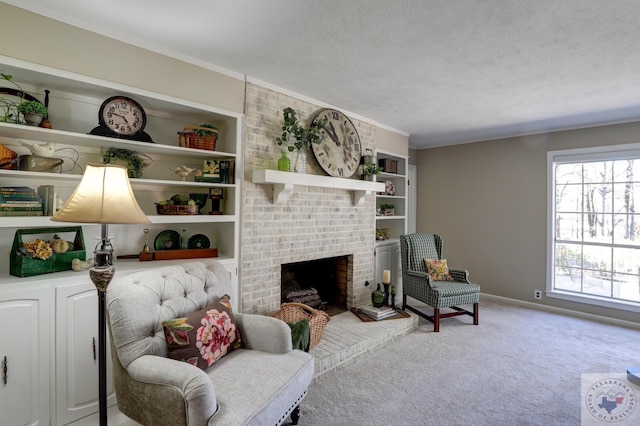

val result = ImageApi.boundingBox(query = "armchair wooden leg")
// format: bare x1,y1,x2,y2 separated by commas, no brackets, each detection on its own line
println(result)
434,308,440,332
473,303,479,325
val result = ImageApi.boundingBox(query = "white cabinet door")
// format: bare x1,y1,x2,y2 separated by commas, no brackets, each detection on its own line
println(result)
56,283,116,425
0,287,49,426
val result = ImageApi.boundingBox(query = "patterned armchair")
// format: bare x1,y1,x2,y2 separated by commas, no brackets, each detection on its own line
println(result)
400,233,479,332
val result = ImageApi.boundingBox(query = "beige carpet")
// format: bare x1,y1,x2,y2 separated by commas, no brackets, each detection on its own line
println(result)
297,299,640,426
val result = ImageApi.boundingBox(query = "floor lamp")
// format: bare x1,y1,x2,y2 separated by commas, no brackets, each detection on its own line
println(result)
52,164,150,426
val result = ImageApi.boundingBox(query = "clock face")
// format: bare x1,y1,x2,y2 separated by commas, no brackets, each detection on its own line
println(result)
98,96,147,136
312,109,361,177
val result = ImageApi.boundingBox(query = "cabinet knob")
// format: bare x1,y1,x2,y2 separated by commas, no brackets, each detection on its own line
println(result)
92,337,97,361
2,355,7,385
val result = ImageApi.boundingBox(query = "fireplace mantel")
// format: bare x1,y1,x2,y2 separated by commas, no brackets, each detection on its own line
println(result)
252,169,385,206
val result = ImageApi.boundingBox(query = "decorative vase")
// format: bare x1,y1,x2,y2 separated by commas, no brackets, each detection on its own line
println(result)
371,283,384,307
294,149,307,173
24,113,43,127
277,150,290,172
364,174,376,182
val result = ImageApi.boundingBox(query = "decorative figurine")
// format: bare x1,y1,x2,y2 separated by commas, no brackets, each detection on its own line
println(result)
19,140,56,157
172,165,195,181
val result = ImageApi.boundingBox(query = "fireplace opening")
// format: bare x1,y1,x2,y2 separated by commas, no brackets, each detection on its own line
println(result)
281,255,351,316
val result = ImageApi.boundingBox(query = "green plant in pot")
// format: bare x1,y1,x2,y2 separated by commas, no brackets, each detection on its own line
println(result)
275,107,327,173
17,101,48,126
101,147,152,179
362,162,381,181
379,203,395,216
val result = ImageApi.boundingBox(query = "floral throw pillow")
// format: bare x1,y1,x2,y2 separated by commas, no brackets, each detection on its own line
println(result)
424,258,454,281
162,294,242,370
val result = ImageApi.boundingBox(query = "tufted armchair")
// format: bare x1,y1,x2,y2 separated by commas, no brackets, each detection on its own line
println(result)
106,259,314,426
400,233,479,332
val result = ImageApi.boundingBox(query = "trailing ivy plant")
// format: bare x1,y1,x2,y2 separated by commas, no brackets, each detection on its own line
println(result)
275,107,327,152
0,73,25,123
101,147,152,178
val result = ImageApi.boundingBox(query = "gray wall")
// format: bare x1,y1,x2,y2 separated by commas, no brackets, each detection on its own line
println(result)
416,121,640,323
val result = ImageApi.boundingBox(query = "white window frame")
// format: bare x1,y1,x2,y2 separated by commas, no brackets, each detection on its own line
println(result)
546,142,640,313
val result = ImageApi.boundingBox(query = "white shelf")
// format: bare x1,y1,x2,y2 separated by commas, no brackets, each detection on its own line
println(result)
251,169,384,206
0,170,235,189
0,122,236,159
0,256,236,287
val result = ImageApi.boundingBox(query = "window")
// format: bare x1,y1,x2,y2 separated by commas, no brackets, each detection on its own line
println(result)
547,143,640,312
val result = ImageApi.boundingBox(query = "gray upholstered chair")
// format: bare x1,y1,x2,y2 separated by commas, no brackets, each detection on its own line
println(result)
400,233,479,332
106,259,314,425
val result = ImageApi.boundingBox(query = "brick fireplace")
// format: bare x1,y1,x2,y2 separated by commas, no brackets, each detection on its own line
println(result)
281,255,351,316
240,82,378,315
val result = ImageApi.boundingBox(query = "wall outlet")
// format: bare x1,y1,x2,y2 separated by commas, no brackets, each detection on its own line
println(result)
534,290,542,300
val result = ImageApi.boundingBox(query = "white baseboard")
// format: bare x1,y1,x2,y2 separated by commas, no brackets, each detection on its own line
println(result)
480,293,640,330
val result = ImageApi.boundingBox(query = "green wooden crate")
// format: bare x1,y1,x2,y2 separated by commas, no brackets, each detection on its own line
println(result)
10,226,86,277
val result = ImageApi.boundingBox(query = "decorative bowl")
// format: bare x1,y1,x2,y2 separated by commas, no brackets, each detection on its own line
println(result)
189,193,208,214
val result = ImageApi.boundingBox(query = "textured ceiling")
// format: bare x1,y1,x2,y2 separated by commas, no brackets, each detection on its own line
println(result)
4,0,640,149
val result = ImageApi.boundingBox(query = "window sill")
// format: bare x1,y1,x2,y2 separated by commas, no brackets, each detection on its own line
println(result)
547,290,640,313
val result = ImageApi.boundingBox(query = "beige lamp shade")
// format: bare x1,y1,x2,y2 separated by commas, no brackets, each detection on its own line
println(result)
52,163,150,224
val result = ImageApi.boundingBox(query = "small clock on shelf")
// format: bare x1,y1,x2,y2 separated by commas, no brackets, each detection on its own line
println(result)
89,95,153,142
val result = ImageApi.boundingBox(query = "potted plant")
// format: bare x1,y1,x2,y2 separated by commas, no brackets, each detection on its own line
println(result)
362,162,381,181
18,101,48,126
275,107,327,173
379,203,395,216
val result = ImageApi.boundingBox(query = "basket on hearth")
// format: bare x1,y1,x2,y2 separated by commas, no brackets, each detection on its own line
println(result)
273,302,330,349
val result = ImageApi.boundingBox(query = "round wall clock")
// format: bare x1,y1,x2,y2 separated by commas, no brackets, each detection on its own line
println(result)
90,95,153,142
311,109,361,178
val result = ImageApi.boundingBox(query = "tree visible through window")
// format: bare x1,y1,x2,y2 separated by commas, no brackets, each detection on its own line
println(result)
549,146,640,309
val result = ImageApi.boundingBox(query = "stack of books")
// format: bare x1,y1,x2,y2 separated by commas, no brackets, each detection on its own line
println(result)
0,186,44,216
359,304,398,320
195,160,234,184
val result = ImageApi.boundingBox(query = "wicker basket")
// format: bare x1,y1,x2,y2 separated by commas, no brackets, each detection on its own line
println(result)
0,143,17,169
178,126,218,151
155,204,199,215
273,302,330,349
